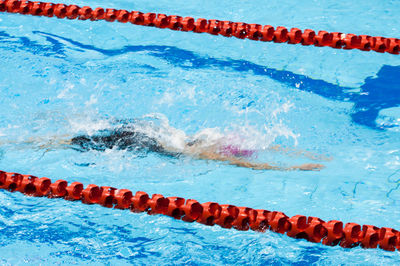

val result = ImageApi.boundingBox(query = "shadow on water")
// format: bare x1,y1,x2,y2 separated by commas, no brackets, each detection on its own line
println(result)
1,30,399,130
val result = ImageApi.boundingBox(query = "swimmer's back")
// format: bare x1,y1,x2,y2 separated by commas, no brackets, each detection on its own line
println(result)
70,128,166,154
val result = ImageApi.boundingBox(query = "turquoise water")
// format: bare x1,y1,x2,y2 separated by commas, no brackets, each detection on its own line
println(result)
0,0,400,264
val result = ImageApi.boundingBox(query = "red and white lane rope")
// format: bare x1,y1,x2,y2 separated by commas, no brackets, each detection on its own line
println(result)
0,170,399,251
0,0,399,54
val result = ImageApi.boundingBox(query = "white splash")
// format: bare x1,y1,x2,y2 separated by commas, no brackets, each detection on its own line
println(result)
57,82,76,99
67,115,113,136
135,113,189,152
62,104,299,154
157,86,198,106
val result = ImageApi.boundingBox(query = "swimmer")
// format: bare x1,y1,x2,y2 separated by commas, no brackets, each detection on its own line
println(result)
7,118,325,171
64,120,324,171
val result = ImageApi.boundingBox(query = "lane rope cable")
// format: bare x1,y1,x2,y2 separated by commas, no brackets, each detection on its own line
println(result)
0,0,399,54
0,170,399,252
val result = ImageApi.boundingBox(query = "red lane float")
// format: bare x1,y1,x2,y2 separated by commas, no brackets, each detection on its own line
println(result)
0,170,399,252
0,0,399,54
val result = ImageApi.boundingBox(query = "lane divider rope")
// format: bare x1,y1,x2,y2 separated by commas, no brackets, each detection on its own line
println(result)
0,0,399,55
0,170,399,252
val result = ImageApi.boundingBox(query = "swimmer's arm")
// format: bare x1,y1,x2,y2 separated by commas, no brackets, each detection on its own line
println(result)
197,151,324,171
0,135,73,151
268,145,332,161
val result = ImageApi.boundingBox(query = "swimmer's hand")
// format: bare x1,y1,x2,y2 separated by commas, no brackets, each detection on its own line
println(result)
290,163,325,171
245,162,324,171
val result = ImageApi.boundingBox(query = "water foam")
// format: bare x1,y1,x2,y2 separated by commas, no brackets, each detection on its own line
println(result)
65,108,297,159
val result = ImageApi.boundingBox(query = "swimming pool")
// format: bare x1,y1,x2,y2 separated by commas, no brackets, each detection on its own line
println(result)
1,0,400,264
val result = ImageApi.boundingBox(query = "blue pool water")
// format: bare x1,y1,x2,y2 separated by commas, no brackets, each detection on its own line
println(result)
1,0,400,264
